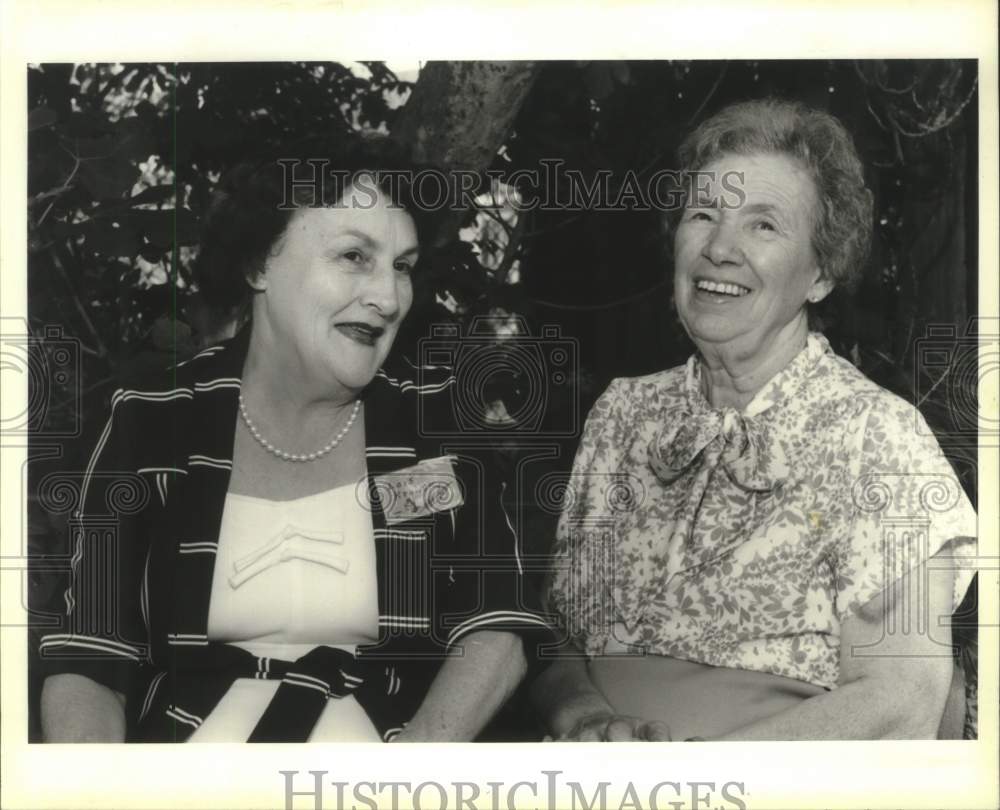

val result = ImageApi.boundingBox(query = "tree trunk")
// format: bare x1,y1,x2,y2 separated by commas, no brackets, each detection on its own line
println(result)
392,61,539,172
391,62,540,246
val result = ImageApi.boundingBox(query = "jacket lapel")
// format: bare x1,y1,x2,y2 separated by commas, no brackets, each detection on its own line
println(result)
165,331,246,652
361,370,438,648
163,337,435,656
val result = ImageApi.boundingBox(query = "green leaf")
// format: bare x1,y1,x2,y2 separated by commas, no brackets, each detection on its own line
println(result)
113,117,155,163
28,106,58,132
139,244,165,263
78,154,139,200
81,219,141,257
131,208,199,248
62,110,114,139
127,185,176,207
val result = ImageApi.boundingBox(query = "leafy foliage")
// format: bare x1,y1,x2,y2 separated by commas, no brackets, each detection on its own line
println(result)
27,60,977,499
28,62,411,411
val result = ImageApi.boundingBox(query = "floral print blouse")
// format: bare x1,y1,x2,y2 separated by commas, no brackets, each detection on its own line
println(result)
547,333,977,689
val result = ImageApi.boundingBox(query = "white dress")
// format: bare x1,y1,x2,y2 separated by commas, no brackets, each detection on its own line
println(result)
188,484,382,742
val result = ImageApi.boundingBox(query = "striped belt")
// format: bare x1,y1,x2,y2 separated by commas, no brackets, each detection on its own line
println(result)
136,643,421,742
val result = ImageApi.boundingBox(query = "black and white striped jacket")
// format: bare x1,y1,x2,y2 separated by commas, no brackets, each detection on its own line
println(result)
38,327,552,741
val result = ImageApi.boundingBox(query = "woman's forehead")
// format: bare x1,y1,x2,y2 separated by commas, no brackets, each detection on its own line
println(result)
288,187,418,246
691,151,817,212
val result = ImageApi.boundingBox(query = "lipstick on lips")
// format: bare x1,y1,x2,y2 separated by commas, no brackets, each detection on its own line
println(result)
335,322,385,347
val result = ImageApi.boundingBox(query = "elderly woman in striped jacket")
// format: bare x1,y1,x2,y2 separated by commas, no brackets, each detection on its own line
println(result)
39,140,549,743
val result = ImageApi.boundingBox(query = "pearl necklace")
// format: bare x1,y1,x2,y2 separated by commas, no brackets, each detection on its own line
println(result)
238,394,361,462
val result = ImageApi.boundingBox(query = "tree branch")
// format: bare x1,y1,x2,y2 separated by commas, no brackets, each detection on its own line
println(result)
48,247,109,359
36,155,81,227
526,278,671,312
496,207,530,285
688,62,729,124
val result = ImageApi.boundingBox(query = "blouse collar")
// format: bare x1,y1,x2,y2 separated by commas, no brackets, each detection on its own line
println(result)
683,331,833,420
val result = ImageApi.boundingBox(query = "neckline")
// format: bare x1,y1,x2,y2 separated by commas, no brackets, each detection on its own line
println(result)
685,332,830,418
225,479,362,506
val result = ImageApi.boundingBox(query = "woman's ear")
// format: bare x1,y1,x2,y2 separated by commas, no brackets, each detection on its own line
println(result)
246,271,267,292
807,272,834,304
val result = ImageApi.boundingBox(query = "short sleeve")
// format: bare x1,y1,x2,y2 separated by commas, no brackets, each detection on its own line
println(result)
36,392,149,696
438,446,554,656
834,395,977,623
545,378,630,655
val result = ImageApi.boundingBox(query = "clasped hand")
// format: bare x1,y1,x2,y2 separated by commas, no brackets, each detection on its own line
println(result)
558,712,671,742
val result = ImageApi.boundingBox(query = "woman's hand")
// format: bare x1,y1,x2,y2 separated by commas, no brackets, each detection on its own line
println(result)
560,711,671,742
530,654,670,742
41,673,126,743
393,630,527,742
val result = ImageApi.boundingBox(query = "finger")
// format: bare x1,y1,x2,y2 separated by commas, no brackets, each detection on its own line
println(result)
574,724,604,742
604,719,637,742
638,721,672,742
557,725,592,742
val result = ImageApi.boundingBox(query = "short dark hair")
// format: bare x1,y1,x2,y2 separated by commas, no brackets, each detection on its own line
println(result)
194,134,432,318
671,98,874,292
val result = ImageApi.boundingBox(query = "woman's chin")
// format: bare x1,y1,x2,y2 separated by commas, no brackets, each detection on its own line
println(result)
318,352,378,393
325,339,389,389
684,320,751,349
333,366,379,392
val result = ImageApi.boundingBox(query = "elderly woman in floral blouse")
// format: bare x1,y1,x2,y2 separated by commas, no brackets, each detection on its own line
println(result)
531,98,977,741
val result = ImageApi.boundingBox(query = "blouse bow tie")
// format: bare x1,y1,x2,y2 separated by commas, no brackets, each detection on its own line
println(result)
647,408,786,493
228,524,350,589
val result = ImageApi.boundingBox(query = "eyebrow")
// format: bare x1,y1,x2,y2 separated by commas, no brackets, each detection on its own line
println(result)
741,202,781,215
334,229,420,258
687,193,726,208
338,229,377,247
740,201,792,222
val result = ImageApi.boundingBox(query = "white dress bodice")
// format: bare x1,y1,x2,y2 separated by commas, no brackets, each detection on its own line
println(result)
189,484,382,742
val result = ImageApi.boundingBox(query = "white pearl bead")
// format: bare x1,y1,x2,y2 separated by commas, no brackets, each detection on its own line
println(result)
238,393,360,463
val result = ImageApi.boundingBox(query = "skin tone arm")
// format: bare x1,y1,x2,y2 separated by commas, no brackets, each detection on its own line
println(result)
41,673,126,743
391,630,528,742
529,651,671,741
42,633,524,744
716,554,956,740
532,553,956,742
43,632,525,743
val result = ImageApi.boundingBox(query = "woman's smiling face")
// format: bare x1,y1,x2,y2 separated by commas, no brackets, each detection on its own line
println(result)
673,151,833,358
252,179,419,396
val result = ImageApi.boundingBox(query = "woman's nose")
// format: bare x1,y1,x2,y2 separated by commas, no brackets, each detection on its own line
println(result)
702,222,744,265
361,263,401,318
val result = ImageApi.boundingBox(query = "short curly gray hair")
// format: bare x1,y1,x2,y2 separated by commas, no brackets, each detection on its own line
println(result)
675,98,874,292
